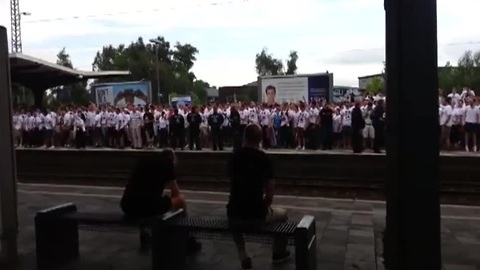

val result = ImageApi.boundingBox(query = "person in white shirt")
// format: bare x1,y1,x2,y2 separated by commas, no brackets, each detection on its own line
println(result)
33,111,44,147
63,110,74,147
106,108,116,147
130,107,144,149
43,110,56,148
157,110,169,148
277,103,291,148
463,98,479,152
447,88,461,105
440,97,454,150
115,109,128,149
307,103,319,150
460,87,475,101
25,112,35,147
333,108,343,147
259,104,272,149
13,110,24,147
362,102,375,148
73,110,87,149
451,100,465,149
93,110,103,147
296,102,309,150
341,103,353,149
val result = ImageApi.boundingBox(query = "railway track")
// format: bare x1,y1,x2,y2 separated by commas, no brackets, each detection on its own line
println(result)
17,172,480,205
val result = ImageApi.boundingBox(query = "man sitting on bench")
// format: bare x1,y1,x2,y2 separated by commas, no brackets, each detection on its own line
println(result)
227,124,291,270
120,148,201,253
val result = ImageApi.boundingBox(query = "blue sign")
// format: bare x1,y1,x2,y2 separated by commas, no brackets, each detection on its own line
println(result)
92,81,151,107
307,74,331,102
170,95,193,107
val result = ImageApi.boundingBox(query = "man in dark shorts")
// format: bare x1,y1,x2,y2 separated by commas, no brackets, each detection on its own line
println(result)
226,124,291,270
120,149,200,251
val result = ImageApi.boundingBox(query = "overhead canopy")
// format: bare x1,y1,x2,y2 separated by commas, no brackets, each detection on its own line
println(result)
9,53,130,90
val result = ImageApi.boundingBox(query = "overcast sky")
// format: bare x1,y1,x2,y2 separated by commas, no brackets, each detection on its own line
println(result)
1,0,479,87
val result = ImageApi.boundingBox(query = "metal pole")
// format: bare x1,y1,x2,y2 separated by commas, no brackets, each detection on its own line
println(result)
155,47,160,103
384,0,440,269
0,25,19,263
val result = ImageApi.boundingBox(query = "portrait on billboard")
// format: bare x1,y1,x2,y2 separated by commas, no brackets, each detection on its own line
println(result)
94,82,151,107
96,88,108,104
265,85,277,106
113,88,149,107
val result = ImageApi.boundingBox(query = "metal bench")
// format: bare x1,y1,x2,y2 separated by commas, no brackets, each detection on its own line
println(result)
34,203,185,270
153,215,316,270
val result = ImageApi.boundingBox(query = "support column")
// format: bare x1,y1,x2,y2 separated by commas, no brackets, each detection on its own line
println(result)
0,26,19,263
384,0,441,269
32,89,44,109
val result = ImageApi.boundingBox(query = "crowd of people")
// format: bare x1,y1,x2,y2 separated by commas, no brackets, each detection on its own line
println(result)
10,86,480,153
439,87,480,152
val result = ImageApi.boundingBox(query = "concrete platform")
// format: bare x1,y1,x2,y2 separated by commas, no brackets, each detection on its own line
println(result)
15,148,480,200
14,146,480,156
9,183,480,270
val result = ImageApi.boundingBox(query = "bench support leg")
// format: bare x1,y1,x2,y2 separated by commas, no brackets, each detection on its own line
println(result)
35,203,79,270
295,215,317,270
151,209,188,270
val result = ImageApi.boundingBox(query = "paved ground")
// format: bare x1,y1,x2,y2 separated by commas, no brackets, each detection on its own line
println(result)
5,183,480,270
16,147,480,157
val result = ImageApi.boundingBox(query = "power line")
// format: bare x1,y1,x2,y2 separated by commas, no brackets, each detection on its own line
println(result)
27,39,480,60
22,0,248,24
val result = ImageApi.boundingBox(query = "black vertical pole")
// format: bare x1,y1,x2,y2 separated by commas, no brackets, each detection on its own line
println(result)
0,25,19,262
384,0,441,269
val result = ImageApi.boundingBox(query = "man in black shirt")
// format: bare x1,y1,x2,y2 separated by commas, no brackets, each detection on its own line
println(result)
229,104,242,151
319,104,334,150
143,105,155,148
169,108,185,150
121,149,185,218
372,99,386,153
120,149,201,252
227,124,291,270
208,104,224,151
351,102,365,153
186,106,202,150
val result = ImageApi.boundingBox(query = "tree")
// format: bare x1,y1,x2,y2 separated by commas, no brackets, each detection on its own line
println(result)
49,48,90,105
92,36,206,104
255,48,284,76
366,77,384,94
438,49,480,92
286,51,298,75
255,48,300,76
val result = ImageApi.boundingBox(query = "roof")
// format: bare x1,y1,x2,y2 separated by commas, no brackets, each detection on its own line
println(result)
243,81,257,87
9,53,130,89
358,73,384,80
258,72,331,79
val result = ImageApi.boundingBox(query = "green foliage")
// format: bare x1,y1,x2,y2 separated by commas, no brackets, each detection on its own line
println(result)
366,77,384,94
92,36,207,104
438,49,480,91
255,48,298,76
49,48,91,106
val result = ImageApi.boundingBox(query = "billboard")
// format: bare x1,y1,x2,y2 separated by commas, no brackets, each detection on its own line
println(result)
170,95,193,107
258,73,333,105
332,86,366,103
92,81,151,107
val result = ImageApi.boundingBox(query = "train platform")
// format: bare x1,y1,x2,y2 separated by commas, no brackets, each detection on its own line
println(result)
15,146,480,157
8,182,480,270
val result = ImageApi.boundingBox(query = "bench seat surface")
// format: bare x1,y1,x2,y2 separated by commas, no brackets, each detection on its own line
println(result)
167,218,299,235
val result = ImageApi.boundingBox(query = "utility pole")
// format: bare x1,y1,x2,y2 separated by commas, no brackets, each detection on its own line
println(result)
149,39,162,103
10,0,22,53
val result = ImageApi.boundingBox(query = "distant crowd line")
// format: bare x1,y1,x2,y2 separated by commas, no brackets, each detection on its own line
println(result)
10,87,480,153
11,93,387,153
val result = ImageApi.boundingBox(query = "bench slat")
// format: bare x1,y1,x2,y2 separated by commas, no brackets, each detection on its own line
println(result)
166,218,299,235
